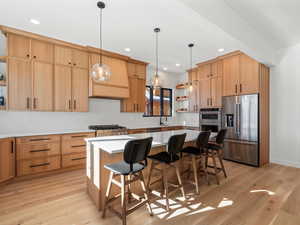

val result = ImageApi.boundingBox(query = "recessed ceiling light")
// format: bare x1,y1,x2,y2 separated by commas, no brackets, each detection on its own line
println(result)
124,48,131,52
218,48,224,52
30,19,40,25
175,63,181,67
163,67,168,71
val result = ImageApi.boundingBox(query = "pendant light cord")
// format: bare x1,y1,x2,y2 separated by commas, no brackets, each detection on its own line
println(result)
100,7,103,65
156,31,158,76
190,46,192,70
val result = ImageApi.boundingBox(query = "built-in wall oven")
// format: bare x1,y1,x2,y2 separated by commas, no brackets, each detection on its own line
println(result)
199,108,222,132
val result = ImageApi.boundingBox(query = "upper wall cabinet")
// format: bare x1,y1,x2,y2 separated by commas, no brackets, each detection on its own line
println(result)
54,46,89,112
222,53,259,96
127,62,146,80
8,34,54,111
89,52,129,99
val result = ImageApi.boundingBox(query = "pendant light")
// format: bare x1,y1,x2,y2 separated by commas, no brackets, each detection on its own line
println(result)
151,28,161,88
188,43,194,92
90,1,111,82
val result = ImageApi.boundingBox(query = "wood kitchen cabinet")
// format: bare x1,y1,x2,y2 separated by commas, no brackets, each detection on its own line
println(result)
54,66,89,112
121,77,145,113
8,34,54,111
197,60,223,108
188,69,199,112
127,62,146,79
222,53,259,96
0,138,15,183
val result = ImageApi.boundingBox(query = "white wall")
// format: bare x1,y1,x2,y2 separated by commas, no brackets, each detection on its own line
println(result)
270,43,300,168
0,66,184,135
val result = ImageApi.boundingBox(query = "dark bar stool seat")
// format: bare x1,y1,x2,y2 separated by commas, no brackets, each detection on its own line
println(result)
102,137,153,225
181,131,211,193
147,133,187,211
205,129,227,185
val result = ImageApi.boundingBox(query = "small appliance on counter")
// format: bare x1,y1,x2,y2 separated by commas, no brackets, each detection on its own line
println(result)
88,124,127,136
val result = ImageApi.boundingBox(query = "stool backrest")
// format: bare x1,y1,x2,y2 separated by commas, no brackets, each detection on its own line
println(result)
216,129,227,145
196,131,211,149
123,137,153,169
167,133,186,159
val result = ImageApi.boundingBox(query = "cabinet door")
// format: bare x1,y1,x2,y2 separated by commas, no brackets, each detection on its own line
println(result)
223,55,240,96
0,138,15,183
54,65,72,111
32,62,53,111
31,40,54,63
8,58,32,110
72,68,89,112
137,79,146,112
211,76,222,107
55,45,72,66
127,62,136,78
72,49,88,69
199,79,211,108
129,77,138,112
189,81,198,112
211,60,223,78
8,34,30,59
136,64,146,79
240,54,259,94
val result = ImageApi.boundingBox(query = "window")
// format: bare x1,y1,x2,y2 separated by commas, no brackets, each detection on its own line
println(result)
144,86,172,117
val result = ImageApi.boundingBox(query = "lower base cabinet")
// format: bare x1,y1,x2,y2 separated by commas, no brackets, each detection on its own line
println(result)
62,153,86,168
0,138,15,183
17,156,61,176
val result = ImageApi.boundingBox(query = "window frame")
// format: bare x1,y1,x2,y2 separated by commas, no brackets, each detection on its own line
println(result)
143,85,173,117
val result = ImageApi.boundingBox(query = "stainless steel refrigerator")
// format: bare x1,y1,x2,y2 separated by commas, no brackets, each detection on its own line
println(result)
222,94,259,166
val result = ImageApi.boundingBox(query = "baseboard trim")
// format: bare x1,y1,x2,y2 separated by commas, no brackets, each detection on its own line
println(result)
271,159,300,168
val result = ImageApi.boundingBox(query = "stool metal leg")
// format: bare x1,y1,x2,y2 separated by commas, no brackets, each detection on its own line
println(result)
127,174,132,203
147,160,154,191
102,171,114,218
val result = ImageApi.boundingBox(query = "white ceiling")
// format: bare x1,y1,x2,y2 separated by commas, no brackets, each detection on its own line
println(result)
0,0,298,72
224,0,300,49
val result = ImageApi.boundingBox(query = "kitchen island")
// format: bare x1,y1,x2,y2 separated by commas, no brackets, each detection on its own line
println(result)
85,129,216,210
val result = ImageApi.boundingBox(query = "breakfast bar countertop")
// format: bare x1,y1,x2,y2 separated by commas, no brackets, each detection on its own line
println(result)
85,129,216,154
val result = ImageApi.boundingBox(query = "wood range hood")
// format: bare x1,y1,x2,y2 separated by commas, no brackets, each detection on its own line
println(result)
87,46,131,99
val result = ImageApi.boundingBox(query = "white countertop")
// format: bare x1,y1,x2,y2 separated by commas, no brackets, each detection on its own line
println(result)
86,129,216,154
0,129,95,139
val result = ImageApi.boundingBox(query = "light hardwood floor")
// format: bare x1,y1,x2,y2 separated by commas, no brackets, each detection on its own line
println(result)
0,161,300,225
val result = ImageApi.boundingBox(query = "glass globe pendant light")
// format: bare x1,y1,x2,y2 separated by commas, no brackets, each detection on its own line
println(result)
151,28,161,88
90,1,111,82
188,43,194,92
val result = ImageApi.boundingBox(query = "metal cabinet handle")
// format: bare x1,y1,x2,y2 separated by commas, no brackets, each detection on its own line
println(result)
30,162,50,168
33,56,37,59
71,145,86,148
235,84,238,94
30,149,50,153
33,98,37,109
26,97,30,109
74,100,77,110
11,140,14,154
71,157,86,161
29,138,50,142
69,100,72,110
240,84,242,93
26,54,30,58
73,63,77,66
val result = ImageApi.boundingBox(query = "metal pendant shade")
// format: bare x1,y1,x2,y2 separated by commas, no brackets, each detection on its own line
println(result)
151,28,161,88
90,1,111,83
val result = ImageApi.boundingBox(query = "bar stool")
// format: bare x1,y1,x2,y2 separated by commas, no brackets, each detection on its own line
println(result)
205,129,227,185
147,133,186,211
102,137,153,225
181,131,211,194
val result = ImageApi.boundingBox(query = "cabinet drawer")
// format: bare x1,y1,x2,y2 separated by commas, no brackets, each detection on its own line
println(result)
62,153,86,168
17,135,60,144
62,132,95,141
62,139,86,155
17,142,60,160
17,156,61,176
